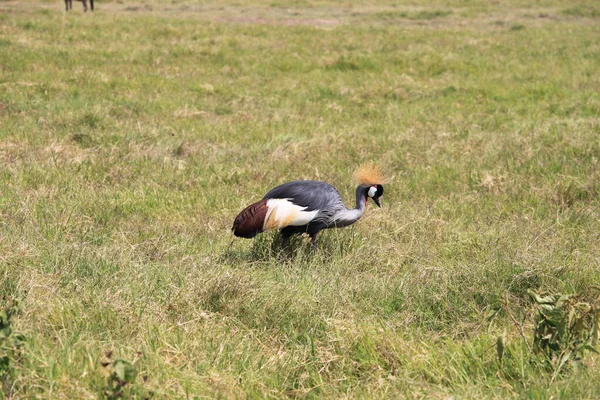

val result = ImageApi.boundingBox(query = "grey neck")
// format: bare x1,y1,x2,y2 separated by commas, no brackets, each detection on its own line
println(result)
332,186,368,227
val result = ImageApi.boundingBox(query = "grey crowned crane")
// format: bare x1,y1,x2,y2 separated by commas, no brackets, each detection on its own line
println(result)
232,164,385,249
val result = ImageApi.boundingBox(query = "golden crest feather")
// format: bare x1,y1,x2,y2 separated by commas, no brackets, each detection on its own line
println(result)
353,163,386,185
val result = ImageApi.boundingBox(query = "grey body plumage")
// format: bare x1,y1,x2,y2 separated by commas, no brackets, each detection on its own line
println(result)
264,180,355,237
232,167,384,250
267,180,380,248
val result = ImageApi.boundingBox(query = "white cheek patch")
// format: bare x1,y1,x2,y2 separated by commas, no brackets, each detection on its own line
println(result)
368,186,377,198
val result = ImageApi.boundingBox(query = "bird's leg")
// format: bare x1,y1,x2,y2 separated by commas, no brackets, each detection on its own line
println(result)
309,232,318,250
280,233,292,256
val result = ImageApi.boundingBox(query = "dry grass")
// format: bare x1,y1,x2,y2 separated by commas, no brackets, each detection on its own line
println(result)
1,0,599,398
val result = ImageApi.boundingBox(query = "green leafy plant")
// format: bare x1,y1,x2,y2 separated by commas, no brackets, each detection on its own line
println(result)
494,288,599,382
1,302,26,395
527,289,599,376
100,352,152,399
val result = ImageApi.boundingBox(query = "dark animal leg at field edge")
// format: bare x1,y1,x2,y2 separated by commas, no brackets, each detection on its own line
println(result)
65,0,94,12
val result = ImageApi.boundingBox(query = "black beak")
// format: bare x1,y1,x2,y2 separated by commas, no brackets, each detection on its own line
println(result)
373,197,382,208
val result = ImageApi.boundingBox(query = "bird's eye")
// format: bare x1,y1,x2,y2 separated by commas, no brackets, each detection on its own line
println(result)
368,186,377,197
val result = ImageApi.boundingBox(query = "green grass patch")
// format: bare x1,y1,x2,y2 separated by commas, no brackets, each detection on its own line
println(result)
0,0,599,398
561,5,600,18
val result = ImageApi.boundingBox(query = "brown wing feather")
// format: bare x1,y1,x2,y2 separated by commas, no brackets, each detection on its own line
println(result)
232,199,269,238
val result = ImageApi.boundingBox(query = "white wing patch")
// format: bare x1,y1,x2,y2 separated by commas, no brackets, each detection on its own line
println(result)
263,199,318,230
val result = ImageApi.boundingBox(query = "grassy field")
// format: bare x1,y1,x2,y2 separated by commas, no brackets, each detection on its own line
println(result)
1,0,599,398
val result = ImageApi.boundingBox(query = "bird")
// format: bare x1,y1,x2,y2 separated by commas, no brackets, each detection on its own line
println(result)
231,163,385,250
